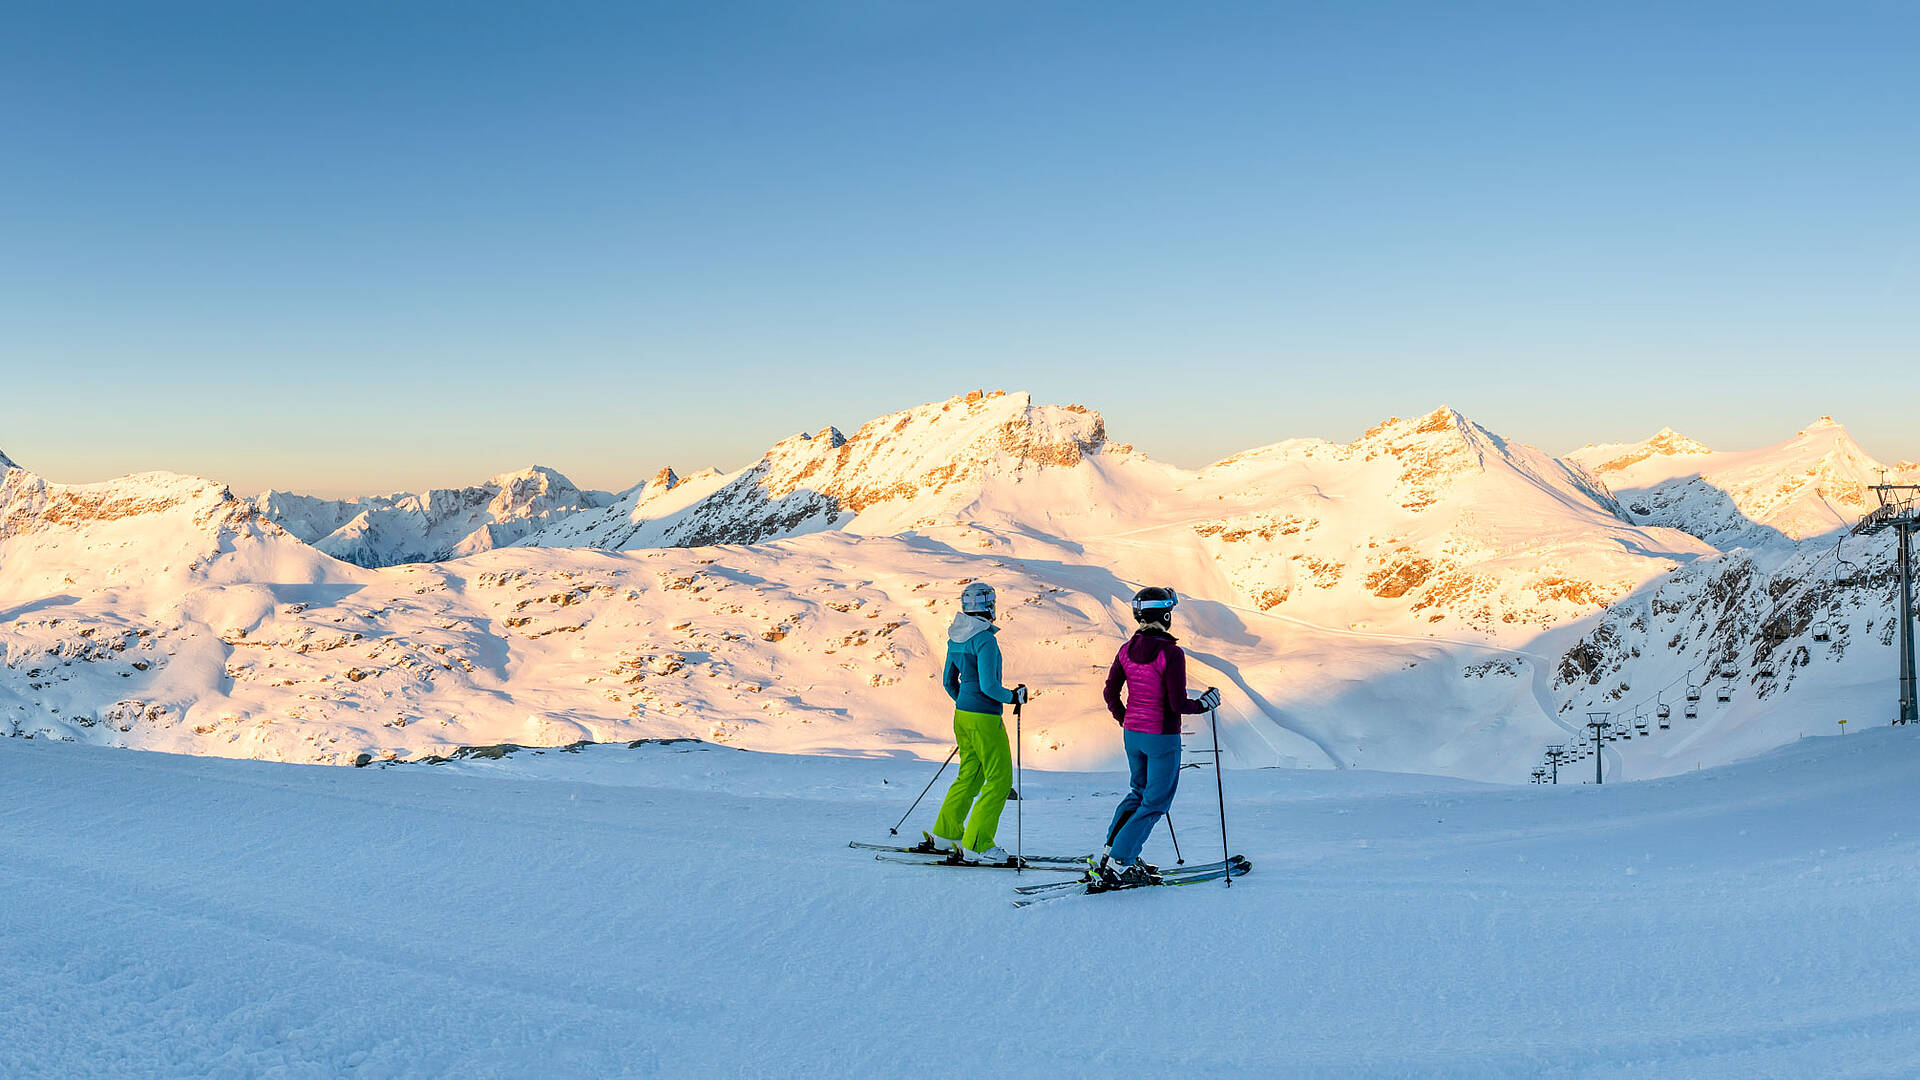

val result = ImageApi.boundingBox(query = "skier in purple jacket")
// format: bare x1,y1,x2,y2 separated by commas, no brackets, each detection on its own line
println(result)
1092,587,1220,890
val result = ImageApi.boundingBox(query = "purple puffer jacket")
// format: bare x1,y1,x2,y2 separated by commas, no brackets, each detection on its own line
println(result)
1103,629,1209,734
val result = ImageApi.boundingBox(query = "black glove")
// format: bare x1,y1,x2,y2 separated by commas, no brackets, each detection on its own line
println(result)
1197,687,1221,711
1013,684,1029,705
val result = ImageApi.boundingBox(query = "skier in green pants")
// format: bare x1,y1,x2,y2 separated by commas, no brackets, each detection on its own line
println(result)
915,582,1027,865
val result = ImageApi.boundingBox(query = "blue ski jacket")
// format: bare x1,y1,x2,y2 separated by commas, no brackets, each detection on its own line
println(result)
942,613,1017,716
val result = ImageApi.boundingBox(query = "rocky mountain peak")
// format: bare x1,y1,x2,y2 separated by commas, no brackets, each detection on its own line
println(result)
481,466,587,517
0,447,15,471
561,391,1110,549
257,466,603,567
1344,406,1508,512
1570,427,1712,476
1645,427,1711,455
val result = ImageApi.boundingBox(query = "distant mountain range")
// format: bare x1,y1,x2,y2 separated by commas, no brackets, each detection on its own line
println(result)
2,390,1913,780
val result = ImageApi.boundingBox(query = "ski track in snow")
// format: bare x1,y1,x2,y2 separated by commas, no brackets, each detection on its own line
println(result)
4,731,1919,1078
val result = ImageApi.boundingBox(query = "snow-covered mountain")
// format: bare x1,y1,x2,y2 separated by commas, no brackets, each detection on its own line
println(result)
258,466,609,566
518,390,1111,549
1568,418,1883,549
2,393,1914,781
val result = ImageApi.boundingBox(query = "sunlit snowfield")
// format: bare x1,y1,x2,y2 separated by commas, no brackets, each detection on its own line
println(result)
3,728,1916,1078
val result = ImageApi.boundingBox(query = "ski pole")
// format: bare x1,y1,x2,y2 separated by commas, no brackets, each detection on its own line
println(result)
1014,699,1023,875
1211,707,1230,889
889,745,958,835
1165,812,1185,865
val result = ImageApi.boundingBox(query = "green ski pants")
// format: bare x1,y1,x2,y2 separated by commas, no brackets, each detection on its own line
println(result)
931,709,1012,851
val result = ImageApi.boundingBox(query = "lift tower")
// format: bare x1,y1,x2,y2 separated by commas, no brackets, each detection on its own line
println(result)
1544,744,1568,785
1853,485,1920,726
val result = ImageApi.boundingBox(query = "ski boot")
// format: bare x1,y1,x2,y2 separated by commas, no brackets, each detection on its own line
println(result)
962,844,1019,867
909,830,958,857
1086,855,1160,893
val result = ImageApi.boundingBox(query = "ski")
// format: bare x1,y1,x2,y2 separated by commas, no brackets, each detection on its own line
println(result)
1010,854,1248,894
873,852,1091,870
848,840,1091,863
1012,860,1252,906
848,840,947,855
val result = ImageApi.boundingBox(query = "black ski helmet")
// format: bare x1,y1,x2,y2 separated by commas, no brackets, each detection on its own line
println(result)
1131,586,1177,624
961,582,996,618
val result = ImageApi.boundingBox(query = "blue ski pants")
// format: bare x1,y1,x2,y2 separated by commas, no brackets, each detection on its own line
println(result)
1105,729,1182,863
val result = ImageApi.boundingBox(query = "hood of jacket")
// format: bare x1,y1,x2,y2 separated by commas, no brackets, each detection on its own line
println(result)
948,612,996,644
1125,628,1178,664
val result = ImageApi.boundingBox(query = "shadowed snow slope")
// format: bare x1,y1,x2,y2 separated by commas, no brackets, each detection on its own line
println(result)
2,729,1915,1077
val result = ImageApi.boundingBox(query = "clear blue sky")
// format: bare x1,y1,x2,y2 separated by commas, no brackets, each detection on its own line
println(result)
3,1,1915,496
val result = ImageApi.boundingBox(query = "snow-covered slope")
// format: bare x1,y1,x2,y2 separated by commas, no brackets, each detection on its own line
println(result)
259,466,608,566
6,728,1918,1076
1569,417,1882,548
3,395,1915,781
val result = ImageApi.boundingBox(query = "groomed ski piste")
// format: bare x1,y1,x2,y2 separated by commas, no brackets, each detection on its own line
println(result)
4,727,1917,1078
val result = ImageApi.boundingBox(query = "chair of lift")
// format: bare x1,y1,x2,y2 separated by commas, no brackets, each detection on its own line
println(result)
1717,684,1733,703
1686,685,1701,702
1812,622,1832,643
1635,719,1650,735
1685,702,1699,719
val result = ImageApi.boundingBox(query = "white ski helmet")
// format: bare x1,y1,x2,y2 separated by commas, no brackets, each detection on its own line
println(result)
960,582,996,617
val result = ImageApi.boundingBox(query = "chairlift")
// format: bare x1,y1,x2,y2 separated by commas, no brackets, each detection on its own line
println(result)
1659,710,1671,729
1684,702,1698,719
1635,718,1650,735
1686,685,1701,702
1759,663,1777,678
1717,684,1733,703
1812,622,1832,643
